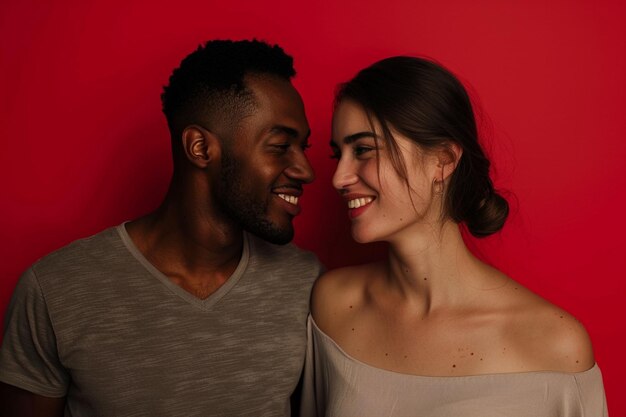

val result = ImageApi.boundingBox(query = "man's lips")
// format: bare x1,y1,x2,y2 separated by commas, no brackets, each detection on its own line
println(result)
276,193,299,206
272,185,303,212
272,184,303,196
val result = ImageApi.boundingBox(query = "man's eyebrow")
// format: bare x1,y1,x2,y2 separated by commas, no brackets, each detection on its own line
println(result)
330,131,377,147
270,125,311,140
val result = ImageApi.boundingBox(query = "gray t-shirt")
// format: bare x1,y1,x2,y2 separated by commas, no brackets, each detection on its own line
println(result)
0,224,322,417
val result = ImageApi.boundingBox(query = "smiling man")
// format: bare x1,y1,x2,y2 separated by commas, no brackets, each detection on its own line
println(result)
0,39,322,417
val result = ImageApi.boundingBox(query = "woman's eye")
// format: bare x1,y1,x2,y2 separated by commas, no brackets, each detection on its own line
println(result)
328,145,375,160
354,146,374,156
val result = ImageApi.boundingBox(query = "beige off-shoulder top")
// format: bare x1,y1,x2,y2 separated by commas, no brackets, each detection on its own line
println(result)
301,316,608,417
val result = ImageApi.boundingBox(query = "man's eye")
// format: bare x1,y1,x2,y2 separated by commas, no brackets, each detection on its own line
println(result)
301,143,311,152
272,144,290,152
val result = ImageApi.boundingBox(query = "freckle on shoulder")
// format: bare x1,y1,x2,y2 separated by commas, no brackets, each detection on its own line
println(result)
311,264,372,327
503,283,595,373
529,303,596,373
550,308,595,372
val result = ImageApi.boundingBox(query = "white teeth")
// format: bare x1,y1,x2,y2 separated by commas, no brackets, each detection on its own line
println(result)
347,197,373,209
278,193,299,206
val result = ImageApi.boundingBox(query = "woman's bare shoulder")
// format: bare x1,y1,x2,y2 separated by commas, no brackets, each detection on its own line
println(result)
311,263,383,332
502,283,595,372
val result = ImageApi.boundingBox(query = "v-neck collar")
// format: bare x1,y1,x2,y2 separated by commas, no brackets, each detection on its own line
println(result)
116,223,250,311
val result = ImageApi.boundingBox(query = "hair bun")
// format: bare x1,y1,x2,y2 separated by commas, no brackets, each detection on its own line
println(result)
465,191,509,237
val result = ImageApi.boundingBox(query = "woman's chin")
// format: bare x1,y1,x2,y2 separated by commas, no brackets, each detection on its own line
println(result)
351,229,381,244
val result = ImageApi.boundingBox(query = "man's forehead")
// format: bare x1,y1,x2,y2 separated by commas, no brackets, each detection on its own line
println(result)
244,73,300,101
242,74,308,129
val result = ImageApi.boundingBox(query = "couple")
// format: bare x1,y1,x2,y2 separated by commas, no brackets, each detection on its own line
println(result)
0,40,607,416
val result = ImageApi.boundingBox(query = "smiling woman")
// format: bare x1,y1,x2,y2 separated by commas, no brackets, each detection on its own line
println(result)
302,56,608,417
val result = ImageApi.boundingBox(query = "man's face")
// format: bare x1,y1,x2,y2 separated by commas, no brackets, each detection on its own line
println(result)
214,75,314,245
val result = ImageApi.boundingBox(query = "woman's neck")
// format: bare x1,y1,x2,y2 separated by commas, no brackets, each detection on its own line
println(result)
385,220,492,315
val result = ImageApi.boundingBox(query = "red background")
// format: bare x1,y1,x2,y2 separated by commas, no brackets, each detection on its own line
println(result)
1,0,625,414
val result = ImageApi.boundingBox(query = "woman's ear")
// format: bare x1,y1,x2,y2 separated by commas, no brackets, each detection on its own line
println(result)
438,142,463,180
181,125,221,169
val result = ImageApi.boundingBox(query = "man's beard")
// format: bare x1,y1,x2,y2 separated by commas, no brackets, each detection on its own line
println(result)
215,153,294,245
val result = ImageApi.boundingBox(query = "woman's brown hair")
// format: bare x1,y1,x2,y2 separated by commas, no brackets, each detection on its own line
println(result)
336,56,508,237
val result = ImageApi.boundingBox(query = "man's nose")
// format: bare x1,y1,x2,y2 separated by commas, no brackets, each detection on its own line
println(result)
285,151,315,184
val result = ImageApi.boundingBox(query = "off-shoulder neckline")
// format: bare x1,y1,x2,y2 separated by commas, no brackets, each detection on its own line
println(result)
308,314,599,380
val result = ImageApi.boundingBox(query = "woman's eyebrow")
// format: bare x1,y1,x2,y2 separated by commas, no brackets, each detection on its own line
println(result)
331,131,378,146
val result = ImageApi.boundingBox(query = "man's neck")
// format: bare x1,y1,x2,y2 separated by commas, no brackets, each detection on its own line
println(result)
125,191,245,299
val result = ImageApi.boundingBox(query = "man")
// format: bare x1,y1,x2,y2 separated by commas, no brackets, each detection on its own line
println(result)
0,39,321,416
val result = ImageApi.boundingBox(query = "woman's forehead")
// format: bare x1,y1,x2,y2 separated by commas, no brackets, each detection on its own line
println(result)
332,100,381,139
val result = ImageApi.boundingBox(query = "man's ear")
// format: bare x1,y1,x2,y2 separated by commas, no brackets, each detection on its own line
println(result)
438,142,463,180
181,125,221,169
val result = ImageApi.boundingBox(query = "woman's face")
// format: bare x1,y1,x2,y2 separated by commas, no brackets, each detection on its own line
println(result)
331,100,443,243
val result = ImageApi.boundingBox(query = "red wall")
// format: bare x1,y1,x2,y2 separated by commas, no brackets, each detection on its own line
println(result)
1,0,625,414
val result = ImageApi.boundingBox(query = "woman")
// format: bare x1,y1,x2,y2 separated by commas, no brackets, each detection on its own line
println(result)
301,57,607,416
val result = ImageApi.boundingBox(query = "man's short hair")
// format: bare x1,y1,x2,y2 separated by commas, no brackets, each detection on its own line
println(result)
161,39,296,143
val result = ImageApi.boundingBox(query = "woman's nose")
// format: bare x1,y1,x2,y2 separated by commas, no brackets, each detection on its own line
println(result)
332,158,358,191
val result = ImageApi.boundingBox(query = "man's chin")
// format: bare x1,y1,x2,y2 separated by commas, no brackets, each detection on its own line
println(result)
257,230,293,245
247,222,294,245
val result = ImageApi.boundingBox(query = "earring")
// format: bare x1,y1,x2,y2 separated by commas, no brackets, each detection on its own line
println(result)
433,178,444,195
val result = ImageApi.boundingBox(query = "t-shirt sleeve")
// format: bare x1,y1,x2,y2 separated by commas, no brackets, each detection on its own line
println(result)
0,267,68,397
